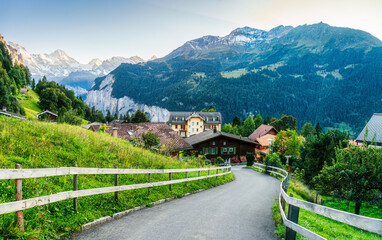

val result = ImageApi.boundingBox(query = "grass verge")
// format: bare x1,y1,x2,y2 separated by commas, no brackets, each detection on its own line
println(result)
246,166,382,240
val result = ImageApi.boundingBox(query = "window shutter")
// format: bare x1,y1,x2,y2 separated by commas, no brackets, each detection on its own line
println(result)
234,147,236,154
216,147,218,154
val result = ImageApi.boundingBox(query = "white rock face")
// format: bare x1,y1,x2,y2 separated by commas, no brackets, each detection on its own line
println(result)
85,74,169,122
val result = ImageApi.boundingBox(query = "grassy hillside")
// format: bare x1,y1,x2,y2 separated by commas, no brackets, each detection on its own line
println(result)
0,117,234,239
17,88,42,119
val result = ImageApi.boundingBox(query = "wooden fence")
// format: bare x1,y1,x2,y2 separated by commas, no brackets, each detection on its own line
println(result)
0,165,232,230
253,162,382,240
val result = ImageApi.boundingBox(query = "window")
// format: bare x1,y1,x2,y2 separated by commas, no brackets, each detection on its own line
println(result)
181,125,185,130
181,132,185,137
212,147,215,154
197,122,199,126
189,125,191,128
192,122,195,126
175,125,178,129
229,147,234,153
192,128,194,132
212,141,215,145
223,141,226,146
223,147,227,153
197,128,199,132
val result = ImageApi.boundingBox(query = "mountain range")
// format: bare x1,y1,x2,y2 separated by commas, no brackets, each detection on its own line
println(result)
6,41,145,96
85,22,382,133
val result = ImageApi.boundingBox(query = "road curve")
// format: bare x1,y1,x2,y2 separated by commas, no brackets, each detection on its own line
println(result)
73,166,280,240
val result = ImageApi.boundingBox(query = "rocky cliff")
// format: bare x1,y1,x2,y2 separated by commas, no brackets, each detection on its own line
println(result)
85,74,169,122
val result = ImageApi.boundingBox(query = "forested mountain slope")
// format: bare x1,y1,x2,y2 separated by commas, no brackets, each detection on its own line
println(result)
87,23,382,132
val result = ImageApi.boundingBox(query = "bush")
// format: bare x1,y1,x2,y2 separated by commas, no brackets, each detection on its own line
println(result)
246,152,254,166
264,153,283,168
58,109,83,125
216,156,224,165
142,131,160,149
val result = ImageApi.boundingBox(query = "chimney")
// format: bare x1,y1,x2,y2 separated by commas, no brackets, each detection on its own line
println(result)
112,127,118,138
213,128,217,133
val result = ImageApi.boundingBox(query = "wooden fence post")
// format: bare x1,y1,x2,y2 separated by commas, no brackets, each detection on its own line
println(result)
285,193,300,240
216,168,218,180
208,166,210,176
198,170,200,177
169,168,172,191
185,171,188,186
73,164,78,212
148,169,151,195
15,164,24,232
114,167,119,201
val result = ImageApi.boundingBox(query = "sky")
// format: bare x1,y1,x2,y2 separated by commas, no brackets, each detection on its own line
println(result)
0,0,381,63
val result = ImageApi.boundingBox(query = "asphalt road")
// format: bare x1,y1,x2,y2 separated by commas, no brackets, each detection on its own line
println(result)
73,166,280,240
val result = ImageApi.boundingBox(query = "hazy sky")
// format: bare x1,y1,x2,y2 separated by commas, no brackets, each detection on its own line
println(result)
1,0,381,63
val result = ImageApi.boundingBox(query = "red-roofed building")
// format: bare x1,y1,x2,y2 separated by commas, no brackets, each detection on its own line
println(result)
248,124,278,140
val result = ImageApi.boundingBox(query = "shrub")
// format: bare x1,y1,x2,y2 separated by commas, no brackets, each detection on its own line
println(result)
264,153,283,168
246,152,254,166
216,156,224,165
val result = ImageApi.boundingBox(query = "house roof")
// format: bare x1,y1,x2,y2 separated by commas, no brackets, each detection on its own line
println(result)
0,109,26,120
356,113,382,144
20,88,28,93
248,124,278,140
185,130,258,146
36,110,58,118
255,134,277,147
168,112,222,124
186,112,205,121
82,122,103,130
106,122,193,151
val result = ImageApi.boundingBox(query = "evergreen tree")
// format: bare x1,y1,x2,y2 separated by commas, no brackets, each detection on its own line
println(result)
208,105,216,112
113,112,118,120
105,110,114,123
232,116,241,126
315,122,322,136
124,112,131,122
243,115,255,137
254,114,264,129
131,110,150,123
31,78,36,90
301,122,315,137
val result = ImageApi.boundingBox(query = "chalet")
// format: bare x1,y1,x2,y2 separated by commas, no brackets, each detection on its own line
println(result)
356,113,382,146
168,112,222,137
185,129,258,164
20,88,28,95
36,110,58,122
93,122,193,156
248,124,278,140
0,107,26,120
254,134,277,160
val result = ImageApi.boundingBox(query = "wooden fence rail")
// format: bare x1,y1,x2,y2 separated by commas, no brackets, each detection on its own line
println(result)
0,165,231,230
252,163,382,239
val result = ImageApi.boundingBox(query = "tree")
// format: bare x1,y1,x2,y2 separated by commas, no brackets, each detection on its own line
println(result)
208,105,216,112
299,130,349,182
273,130,303,158
232,115,241,127
31,78,36,90
301,122,315,137
313,146,382,214
270,115,297,132
315,122,322,136
200,108,207,112
142,131,160,149
113,112,118,120
254,114,264,129
222,123,233,134
105,110,114,123
243,115,255,137
131,109,150,123
39,88,58,111
124,112,131,122
58,109,83,125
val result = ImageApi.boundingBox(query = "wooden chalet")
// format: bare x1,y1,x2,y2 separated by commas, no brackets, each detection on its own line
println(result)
36,110,58,122
185,129,258,164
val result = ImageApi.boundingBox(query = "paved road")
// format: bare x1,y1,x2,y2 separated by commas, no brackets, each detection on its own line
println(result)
74,166,280,240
